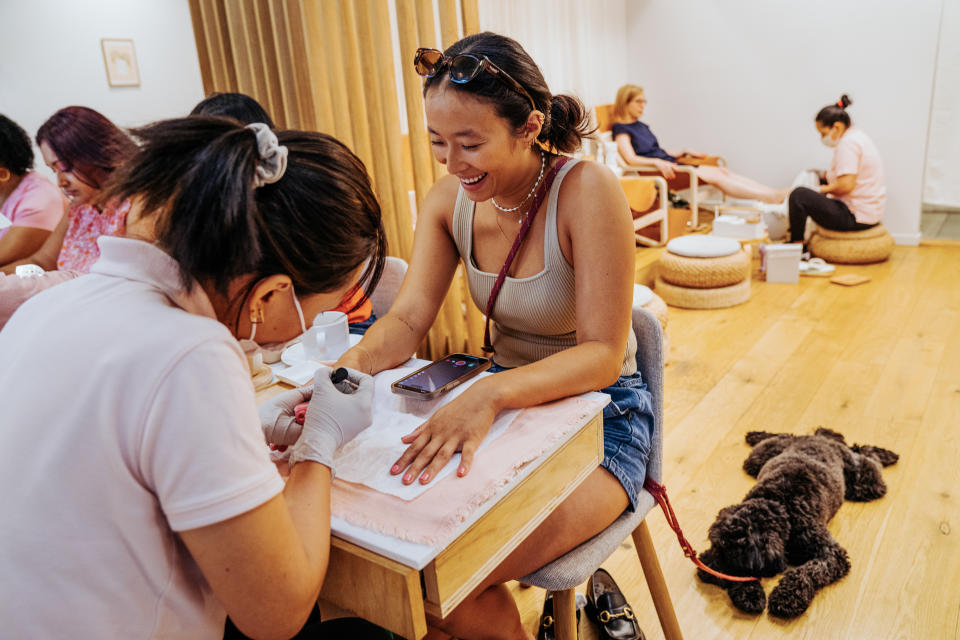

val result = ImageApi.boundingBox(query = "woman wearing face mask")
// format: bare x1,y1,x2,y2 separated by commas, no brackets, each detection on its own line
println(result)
612,83,789,203
338,32,650,639
0,106,135,328
190,93,376,341
0,117,386,639
787,95,884,244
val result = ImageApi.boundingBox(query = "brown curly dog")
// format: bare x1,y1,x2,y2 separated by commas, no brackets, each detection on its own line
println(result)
697,427,898,618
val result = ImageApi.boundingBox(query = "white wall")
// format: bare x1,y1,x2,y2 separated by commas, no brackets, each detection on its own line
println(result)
625,0,942,244
478,0,631,118
0,0,204,178
923,0,960,209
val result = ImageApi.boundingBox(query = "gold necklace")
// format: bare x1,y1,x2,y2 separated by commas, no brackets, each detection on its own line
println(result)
492,150,546,223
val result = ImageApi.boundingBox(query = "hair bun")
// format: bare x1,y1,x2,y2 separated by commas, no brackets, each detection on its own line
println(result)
837,94,852,109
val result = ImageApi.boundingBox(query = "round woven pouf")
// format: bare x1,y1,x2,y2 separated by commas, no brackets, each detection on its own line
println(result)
659,235,749,289
659,247,751,288
634,284,669,330
809,224,894,264
655,275,751,310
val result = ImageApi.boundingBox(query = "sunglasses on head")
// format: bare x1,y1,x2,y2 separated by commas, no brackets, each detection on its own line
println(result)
414,47,537,112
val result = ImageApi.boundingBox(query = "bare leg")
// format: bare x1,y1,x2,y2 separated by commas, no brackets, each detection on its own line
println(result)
426,467,630,639
696,166,789,204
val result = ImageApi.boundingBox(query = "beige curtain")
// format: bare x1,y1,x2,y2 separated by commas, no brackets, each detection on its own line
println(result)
188,0,483,360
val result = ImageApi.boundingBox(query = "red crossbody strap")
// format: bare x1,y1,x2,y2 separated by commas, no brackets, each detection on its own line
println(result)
642,477,759,583
482,156,570,354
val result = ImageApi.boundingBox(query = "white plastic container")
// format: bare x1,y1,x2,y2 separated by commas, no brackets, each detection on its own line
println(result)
760,243,802,283
712,214,765,240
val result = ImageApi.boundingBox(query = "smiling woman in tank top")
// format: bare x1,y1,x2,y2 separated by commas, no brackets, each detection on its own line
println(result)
338,31,653,639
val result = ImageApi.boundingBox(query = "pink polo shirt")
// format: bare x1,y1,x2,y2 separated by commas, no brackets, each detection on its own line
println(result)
0,237,283,639
0,172,66,240
827,127,886,225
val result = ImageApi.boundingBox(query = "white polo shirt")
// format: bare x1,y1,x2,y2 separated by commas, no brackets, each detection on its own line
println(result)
0,237,284,638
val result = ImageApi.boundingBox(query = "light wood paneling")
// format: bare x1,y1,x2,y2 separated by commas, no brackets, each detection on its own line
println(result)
187,1,490,359
461,0,480,35
437,0,460,48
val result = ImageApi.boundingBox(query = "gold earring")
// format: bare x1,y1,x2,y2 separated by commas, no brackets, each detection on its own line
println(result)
0,169,11,182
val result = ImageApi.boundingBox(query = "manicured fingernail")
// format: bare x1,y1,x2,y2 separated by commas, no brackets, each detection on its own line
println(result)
457,466,466,477
391,464,400,474
403,473,413,483
420,473,430,483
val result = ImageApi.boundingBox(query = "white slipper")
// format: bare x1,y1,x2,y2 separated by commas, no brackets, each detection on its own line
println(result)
798,257,835,276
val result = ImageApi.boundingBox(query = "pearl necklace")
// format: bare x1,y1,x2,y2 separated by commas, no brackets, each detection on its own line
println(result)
492,151,546,219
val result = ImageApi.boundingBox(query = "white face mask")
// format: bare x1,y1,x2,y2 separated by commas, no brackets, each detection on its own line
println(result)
250,286,308,364
820,133,837,148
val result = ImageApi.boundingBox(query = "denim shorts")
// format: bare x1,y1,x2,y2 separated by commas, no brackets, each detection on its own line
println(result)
488,365,653,512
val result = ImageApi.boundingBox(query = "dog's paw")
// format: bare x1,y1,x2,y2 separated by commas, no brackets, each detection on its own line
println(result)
729,581,766,615
768,571,815,618
852,444,899,467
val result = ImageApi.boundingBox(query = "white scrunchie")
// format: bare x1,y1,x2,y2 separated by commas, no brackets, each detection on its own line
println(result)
245,122,288,188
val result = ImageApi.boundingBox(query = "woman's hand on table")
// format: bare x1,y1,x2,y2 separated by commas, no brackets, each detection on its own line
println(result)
390,386,498,485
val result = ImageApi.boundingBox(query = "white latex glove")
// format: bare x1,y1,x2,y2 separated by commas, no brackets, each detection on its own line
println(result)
258,386,310,447
289,366,374,475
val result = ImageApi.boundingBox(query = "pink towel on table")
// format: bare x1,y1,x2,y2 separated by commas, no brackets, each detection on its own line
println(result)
330,393,609,546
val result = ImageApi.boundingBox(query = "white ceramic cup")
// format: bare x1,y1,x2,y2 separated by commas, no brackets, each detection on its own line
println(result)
302,311,350,361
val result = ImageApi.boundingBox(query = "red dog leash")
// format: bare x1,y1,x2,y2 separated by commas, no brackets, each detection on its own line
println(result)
643,477,759,583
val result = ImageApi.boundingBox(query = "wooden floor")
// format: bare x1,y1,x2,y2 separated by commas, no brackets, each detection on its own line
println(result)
509,243,960,640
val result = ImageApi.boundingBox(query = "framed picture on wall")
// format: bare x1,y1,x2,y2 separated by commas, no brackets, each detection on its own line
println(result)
100,38,140,87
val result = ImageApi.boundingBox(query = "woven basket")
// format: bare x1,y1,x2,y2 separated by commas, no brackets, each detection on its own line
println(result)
655,275,750,309
809,224,894,264
643,292,669,329
814,224,888,240
658,248,750,288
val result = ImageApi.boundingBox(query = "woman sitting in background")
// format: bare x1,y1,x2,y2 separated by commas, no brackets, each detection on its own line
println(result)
0,114,66,265
0,106,135,328
788,95,884,244
612,83,789,204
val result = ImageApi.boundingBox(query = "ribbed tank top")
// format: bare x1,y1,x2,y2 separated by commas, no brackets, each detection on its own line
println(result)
452,159,638,376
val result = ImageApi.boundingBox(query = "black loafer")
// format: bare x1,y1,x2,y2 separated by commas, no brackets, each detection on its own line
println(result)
585,569,645,640
537,591,585,640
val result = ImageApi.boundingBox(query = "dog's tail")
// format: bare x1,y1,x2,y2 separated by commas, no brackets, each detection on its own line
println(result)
745,431,781,446
852,444,899,467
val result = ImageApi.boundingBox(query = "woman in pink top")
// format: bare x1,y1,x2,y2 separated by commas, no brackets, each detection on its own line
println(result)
788,95,886,243
0,106,135,328
0,114,66,265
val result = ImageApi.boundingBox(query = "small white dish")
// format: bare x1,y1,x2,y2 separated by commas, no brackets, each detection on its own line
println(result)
281,333,362,366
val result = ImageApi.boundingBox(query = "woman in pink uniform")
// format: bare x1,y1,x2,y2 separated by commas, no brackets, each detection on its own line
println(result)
0,106,135,328
0,114,66,265
788,94,885,244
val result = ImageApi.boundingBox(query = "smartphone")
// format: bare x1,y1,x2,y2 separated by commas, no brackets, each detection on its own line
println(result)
391,354,492,400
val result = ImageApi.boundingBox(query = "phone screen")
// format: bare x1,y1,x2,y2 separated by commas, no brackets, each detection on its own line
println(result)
396,355,488,393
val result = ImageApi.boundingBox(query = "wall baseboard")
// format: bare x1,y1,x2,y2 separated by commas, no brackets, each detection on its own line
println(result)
893,232,922,246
